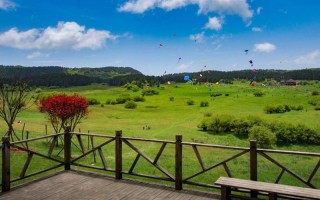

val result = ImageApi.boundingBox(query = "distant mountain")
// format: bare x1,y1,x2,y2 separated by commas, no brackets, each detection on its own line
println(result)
0,65,319,87
66,66,142,80
0,65,142,87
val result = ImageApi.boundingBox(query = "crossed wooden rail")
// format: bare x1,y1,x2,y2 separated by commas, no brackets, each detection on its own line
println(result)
1,130,320,199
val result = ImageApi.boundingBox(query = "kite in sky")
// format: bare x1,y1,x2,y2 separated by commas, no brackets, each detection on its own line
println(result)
172,33,176,37
252,69,257,73
177,57,181,63
159,44,164,48
184,75,190,81
249,60,253,66
244,50,249,54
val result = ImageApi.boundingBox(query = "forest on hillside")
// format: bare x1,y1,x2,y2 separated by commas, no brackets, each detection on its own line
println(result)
0,65,319,87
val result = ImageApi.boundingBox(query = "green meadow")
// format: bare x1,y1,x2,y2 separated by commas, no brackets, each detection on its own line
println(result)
1,81,320,190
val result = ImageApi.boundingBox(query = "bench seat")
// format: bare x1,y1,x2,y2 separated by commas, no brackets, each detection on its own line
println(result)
215,177,320,200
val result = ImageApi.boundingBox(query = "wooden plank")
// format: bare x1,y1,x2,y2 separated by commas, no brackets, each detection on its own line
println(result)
259,152,316,188
123,139,175,180
215,177,320,199
20,152,33,178
307,159,320,183
222,162,232,177
184,149,249,181
97,147,108,170
192,145,206,171
76,134,86,154
153,142,166,164
48,135,58,157
0,172,217,200
129,154,140,173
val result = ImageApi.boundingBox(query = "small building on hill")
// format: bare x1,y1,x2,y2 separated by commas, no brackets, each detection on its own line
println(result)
280,79,297,86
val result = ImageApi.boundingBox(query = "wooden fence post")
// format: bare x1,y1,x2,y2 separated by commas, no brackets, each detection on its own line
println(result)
115,130,122,179
250,140,258,198
175,135,183,190
64,127,71,170
2,136,10,192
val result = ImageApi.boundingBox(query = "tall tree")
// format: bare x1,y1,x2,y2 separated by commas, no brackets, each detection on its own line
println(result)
0,81,32,140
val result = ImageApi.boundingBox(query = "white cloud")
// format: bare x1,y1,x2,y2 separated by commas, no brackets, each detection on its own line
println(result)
257,7,262,15
210,34,231,46
0,0,15,10
26,51,49,59
252,27,262,32
189,32,205,43
254,42,276,53
0,21,117,50
176,61,194,70
294,49,320,64
118,0,253,20
204,17,223,30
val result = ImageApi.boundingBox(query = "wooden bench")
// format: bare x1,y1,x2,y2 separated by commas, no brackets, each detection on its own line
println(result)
215,177,320,200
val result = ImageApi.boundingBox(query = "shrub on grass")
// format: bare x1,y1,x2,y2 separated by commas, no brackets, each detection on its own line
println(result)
106,99,117,105
186,99,195,105
200,101,209,107
141,89,159,96
233,118,251,137
315,105,320,110
308,100,318,106
169,96,174,101
264,105,285,114
249,126,276,148
115,97,126,104
291,105,304,111
35,88,42,93
312,91,319,96
125,101,137,109
133,96,145,102
253,91,264,97
88,98,100,105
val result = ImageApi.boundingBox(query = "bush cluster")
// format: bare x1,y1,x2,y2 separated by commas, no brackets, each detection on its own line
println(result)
210,93,222,97
308,99,320,111
88,98,100,105
169,96,174,101
106,94,145,105
312,91,319,96
264,104,303,114
198,114,320,147
124,101,137,109
141,89,159,96
253,91,264,97
200,101,209,107
186,99,195,105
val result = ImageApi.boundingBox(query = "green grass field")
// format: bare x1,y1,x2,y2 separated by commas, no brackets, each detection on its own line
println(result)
1,81,320,191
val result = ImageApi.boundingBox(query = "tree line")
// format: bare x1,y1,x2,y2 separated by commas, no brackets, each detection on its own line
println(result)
1,65,319,87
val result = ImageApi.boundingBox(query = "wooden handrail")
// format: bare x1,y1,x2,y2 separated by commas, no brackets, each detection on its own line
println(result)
2,130,320,196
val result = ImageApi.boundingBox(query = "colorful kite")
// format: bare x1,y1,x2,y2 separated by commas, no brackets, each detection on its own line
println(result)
184,75,190,81
249,60,253,66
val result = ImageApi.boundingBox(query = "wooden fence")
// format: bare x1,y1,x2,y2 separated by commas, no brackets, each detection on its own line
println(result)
1,130,320,198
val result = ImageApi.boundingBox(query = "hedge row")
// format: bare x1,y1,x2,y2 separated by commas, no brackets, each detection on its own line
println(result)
264,104,303,114
106,94,145,105
198,114,320,147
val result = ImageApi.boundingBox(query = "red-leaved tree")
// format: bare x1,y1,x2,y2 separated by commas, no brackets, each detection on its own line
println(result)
39,93,88,132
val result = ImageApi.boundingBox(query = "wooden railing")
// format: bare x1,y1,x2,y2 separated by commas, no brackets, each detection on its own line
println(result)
1,130,320,199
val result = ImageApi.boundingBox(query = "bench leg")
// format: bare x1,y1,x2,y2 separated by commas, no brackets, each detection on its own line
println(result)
221,186,231,200
269,193,277,200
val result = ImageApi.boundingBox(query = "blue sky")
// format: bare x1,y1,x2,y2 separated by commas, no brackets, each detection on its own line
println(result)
0,0,320,75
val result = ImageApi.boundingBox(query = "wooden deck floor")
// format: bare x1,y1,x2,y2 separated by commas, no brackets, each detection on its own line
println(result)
0,171,220,200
